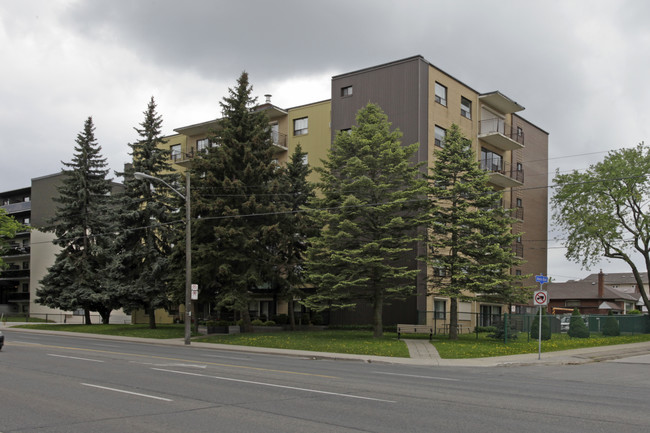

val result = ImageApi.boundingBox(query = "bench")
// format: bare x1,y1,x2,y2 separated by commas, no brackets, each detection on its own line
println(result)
397,324,433,340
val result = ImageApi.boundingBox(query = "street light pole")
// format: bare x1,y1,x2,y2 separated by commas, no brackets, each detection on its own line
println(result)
134,171,192,345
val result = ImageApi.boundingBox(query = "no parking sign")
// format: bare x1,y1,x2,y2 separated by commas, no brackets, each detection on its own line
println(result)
533,290,548,306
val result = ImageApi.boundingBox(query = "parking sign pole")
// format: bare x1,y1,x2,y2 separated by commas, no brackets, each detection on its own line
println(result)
534,274,549,360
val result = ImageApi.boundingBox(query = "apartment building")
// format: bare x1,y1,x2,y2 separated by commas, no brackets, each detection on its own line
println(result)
1,173,129,323
159,55,549,328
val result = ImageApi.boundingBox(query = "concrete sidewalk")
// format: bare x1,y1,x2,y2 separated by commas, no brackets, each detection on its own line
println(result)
5,325,650,367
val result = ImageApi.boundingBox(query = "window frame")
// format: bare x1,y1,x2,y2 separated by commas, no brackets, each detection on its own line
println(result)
434,82,447,106
460,96,472,119
170,144,182,161
341,86,353,97
293,117,309,136
434,125,446,148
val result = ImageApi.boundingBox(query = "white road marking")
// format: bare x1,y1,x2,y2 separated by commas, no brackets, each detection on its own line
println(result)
153,368,396,403
81,383,173,402
48,354,104,363
374,371,460,381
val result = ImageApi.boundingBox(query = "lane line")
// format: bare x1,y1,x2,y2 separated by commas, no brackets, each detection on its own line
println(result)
81,383,173,402
153,368,396,403
48,354,104,363
13,341,336,379
374,371,460,381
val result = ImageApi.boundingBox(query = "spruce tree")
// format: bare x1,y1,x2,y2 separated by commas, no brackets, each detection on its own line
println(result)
190,72,282,332
426,124,525,340
36,117,118,324
277,144,316,330
113,97,176,329
530,312,551,340
304,103,426,338
0,209,26,270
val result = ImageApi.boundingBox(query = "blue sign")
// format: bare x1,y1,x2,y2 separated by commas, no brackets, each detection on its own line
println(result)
535,274,548,284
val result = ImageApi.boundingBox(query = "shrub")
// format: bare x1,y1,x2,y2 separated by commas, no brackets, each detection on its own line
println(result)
272,314,289,325
264,320,276,326
531,313,552,340
627,309,642,315
475,326,497,333
311,313,323,325
568,308,589,338
602,311,620,336
487,319,518,341
251,319,265,326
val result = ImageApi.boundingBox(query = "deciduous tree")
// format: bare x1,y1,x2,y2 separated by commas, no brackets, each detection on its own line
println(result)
552,143,650,312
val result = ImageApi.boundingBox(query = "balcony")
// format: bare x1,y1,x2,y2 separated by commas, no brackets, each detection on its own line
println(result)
7,292,30,302
0,268,30,280
511,206,524,221
479,118,524,151
271,131,288,153
481,157,524,188
1,246,30,258
1,200,31,214
512,243,524,258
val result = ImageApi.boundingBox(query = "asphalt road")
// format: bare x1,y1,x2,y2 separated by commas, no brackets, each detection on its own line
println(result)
2,329,650,433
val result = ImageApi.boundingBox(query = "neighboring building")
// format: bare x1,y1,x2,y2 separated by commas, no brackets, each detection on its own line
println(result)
1,173,128,323
547,271,641,315
581,271,648,297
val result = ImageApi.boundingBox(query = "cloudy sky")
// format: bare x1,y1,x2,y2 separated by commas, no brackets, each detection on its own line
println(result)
2,0,649,282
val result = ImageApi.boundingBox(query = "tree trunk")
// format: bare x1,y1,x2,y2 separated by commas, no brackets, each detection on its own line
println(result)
240,308,252,333
449,297,458,340
288,299,296,331
99,308,111,325
373,290,383,338
148,309,157,329
84,309,92,325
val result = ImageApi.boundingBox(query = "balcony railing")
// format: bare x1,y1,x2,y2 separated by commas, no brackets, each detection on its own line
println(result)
0,269,30,279
1,246,30,258
480,157,524,187
0,200,31,214
271,131,288,152
511,206,524,221
512,243,524,258
479,118,524,151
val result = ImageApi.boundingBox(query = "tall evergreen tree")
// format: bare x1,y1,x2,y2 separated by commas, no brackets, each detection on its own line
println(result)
36,117,118,324
277,144,316,330
190,72,282,332
304,103,426,338
113,97,176,329
426,124,525,340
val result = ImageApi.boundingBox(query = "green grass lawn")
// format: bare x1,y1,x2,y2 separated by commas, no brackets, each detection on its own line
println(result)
195,330,410,357
13,323,189,339
432,332,650,359
11,324,650,359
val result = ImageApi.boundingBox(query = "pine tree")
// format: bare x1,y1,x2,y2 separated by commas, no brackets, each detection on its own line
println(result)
113,97,176,329
36,117,118,324
304,103,426,338
277,144,316,330
426,124,525,340
190,72,282,332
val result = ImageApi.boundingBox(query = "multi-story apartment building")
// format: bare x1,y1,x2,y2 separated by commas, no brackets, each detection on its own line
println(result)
1,173,129,323
159,55,549,328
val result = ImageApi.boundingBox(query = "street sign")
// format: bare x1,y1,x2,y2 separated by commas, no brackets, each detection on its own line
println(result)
535,274,548,284
191,284,198,301
533,290,548,306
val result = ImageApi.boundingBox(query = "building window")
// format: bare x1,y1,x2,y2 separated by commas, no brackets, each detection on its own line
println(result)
460,97,472,119
294,117,308,136
24,196,30,202
516,162,523,172
341,86,353,97
434,125,446,147
481,148,503,172
517,126,523,138
170,144,181,161
197,138,209,153
23,217,30,225
516,198,523,208
434,82,447,106
302,154,309,166
434,299,446,320
515,270,522,276
480,305,501,326
566,300,581,307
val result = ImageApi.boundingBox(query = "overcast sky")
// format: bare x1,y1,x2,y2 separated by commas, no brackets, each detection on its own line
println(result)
2,0,649,282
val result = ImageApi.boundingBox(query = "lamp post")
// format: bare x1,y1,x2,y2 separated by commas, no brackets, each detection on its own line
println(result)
134,171,192,345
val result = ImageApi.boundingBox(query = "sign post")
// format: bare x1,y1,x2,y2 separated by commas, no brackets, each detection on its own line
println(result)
533,274,549,360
